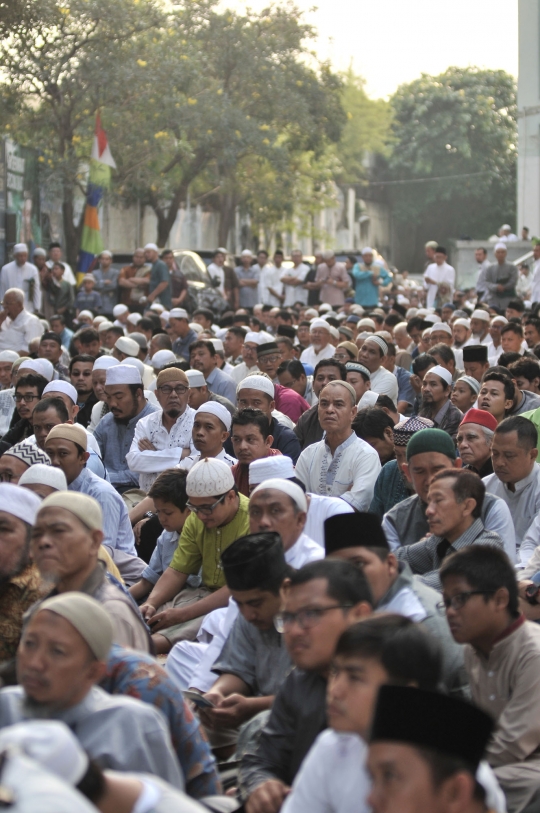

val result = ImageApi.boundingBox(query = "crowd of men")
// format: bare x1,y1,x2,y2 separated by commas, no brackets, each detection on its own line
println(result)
1,234,540,812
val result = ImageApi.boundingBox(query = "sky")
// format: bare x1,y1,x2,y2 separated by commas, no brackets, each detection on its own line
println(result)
226,0,519,99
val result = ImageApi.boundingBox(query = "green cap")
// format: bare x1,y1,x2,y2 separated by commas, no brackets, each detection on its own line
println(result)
405,428,456,462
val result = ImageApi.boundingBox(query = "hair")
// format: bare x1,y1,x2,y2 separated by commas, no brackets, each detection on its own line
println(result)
435,245,447,254
288,559,373,607
78,328,100,345
352,406,395,440
48,241,62,250
482,370,515,402
429,469,485,519
160,248,173,258
277,359,306,380
313,358,347,380
193,308,214,323
277,309,293,323
40,331,62,346
501,322,523,338
407,316,426,334
258,249,269,258
525,317,540,334
69,354,95,373
335,615,442,690
430,343,455,365
299,320,311,329
508,357,540,383
495,415,538,450
440,545,519,617
105,325,124,339
383,314,401,329
32,396,69,422
412,353,437,375
138,316,154,333
76,760,106,804
231,408,270,440
227,326,247,340
49,314,65,325
189,339,216,357
507,299,525,313
375,394,397,414
276,336,294,351
476,247,487,256
151,333,172,350
148,468,188,510
416,749,486,799
15,373,47,397
494,352,522,370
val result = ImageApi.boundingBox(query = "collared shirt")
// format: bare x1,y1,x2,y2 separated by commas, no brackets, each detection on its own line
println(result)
231,361,260,384
0,387,15,436
74,289,103,313
0,563,45,663
0,260,41,312
206,366,237,405
236,266,261,308
483,463,540,560
69,467,137,554
172,328,198,361
94,401,159,487
483,262,518,308
0,685,184,788
142,530,180,584
177,448,237,473
299,343,335,367
93,266,120,314
315,262,350,307
269,417,302,463
0,309,43,352
170,494,250,588
295,432,381,511
369,365,399,405
126,406,196,492
258,264,283,306
396,518,503,590
431,398,463,441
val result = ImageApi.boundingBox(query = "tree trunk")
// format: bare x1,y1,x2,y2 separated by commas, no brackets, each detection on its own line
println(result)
62,179,81,268
218,189,237,249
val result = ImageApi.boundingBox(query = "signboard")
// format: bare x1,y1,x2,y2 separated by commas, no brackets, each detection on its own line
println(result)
3,138,41,259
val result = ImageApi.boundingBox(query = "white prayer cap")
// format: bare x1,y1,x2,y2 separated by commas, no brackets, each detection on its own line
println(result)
217,246,227,254
212,338,224,352
0,350,19,363
364,335,388,355
19,358,54,381
453,318,471,329
249,456,295,485
77,310,94,321
160,311,170,322
358,390,379,408
251,477,307,513
501,224,512,231
93,315,107,325
169,308,189,320
92,356,119,372
190,322,204,334
19,464,68,492
358,318,376,330
13,243,28,254
151,349,177,370
259,331,274,343
416,308,428,317
186,369,206,387
196,401,232,431
318,303,332,313
361,246,374,255
241,249,253,256
471,309,490,322
186,457,235,498
0,483,41,524
422,328,432,339
0,721,88,787
150,302,165,314
491,315,508,326
426,364,453,386
431,322,452,336
106,364,142,386
115,336,140,357
100,250,112,258
32,247,47,257
244,331,264,345
84,274,96,283
328,325,340,340
98,320,114,333
144,242,159,252
112,304,128,318
120,357,145,376
304,308,318,319
127,312,142,326
494,242,507,252
237,374,275,398
424,314,439,325
43,380,78,404
309,318,331,331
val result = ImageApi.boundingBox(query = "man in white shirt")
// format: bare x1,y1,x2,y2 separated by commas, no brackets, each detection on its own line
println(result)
257,250,284,307
0,287,43,352
280,249,309,307
423,245,455,308
300,318,336,366
469,309,492,345
357,335,399,405
475,247,491,301
46,241,77,286
529,243,540,304
231,331,262,384
499,223,518,241
0,243,41,313
206,248,226,296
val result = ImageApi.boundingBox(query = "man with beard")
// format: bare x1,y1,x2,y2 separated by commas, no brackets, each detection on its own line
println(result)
0,484,45,664
300,319,336,367
93,364,158,492
419,364,462,440
126,368,195,491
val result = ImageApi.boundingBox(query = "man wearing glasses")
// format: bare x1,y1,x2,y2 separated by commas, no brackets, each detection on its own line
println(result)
0,373,47,454
140,457,250,654
126,367,195,491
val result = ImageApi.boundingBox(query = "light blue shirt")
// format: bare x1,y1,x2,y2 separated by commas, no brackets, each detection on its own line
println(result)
206,366,237,405
69,467,136,554
141,529,179,584
93,401,158,487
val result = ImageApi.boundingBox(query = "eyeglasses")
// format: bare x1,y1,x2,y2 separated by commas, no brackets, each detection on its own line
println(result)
274,604,352,633
15,393,40,403
186,492,227,516
158,385,188,396
259,355,281,364
436,591,493,612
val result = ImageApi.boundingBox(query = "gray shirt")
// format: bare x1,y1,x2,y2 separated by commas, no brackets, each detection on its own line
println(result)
235,266,260,309
483,261,518,308
93,266,120,315
206,366,237,405
0,685,184,789
142,529,179,585
509,389,540,416
93,401,159,487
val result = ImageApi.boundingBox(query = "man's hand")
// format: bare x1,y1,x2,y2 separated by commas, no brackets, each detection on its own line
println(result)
149,606,188,631
138,438,157,451
133,517,149,546
424,276,437,286
202,694,252,728
246,780,290,813
140,602,157,621
496,284,505,293
410,374,422,395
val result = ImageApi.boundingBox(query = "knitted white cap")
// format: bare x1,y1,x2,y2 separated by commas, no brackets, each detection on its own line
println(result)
115,336,140,357
169,308,189,320
237,374,275,398
431,322,452,335
92,356,120,371
471,309,490,322
248,456,295,485
196,401,232,431
106,364,142,385
0,350,20,363
186,369,206,387
186,457,235,497
19,464,68,492
0,721,88,786
43,380,78,404
251,477,307,512
151,349,177,370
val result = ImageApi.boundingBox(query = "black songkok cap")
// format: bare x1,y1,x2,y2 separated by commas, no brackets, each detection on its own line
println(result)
276,325,296,340
221,532,287,591
369,685,494,771
462,344,488,363
324,513,389,556
257,341,279,357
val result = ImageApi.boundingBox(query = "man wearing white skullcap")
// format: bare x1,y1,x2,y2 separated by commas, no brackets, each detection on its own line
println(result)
0,288,43,353
151,349,177,371
358,335,399,405
87,355,120,432
0,483,45,663
420,365,463,440
300,319,335,367
452,317,472,350
93,364,158,492
186,367,236,417
423,245,455,309
168,308,198,361
0,350,20,391
19,462,68,498
140,457,250,653
112,303,129,330
237,374,302,462
92,250,120,317
0,244,41,313
144,244,172,309
483,243,518,310
230,330,263,384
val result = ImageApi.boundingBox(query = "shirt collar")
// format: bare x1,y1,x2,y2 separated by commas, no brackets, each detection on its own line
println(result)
504,464,539,496
206,368,217,385
430,517,485,552
324,431,356,456
434,399,451,424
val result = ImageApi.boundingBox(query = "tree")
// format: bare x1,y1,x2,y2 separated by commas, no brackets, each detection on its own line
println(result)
386,67,516,270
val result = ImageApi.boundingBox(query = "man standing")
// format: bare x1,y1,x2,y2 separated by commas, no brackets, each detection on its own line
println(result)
0,243,41,313
236,249,260,310
529,242,540,304
280,249,309,307
92,250,119,317
126,367,195,491
475,247,491,301
483,243,518,310
168,307,198,360
423,245,455,309
257,251,284,307
352,247,390,308
313,250,350,309
144,242,172,310
46,241,77,286
0,288,43,352
117,247,150,306
419,364,463,440
357,335,399,404
190,339,237,404
299,319,336,366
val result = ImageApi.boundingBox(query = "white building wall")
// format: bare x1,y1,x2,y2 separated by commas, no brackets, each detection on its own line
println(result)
518,0,540,236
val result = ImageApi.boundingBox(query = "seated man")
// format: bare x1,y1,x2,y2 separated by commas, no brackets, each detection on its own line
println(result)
324,513,466,695
483,416,540,563
419,364,463,440
352,406,396,466
178,401,236,471
382,428,516,562
141,458,250,654
396,469,503,590
235,375,301,462
238,560,372,813
0,593,184,787
456,408,496,478
186,368,235,416
357,335,399,405
368,685,495,813
295,380,381,511
32,491,151,651
440,545,540,813
478,370,515,425
0,372,48,452
294,359,347,450
230,408,281,496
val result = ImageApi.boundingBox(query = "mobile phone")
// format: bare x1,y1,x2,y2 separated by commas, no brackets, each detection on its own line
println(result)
183,690,215,709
